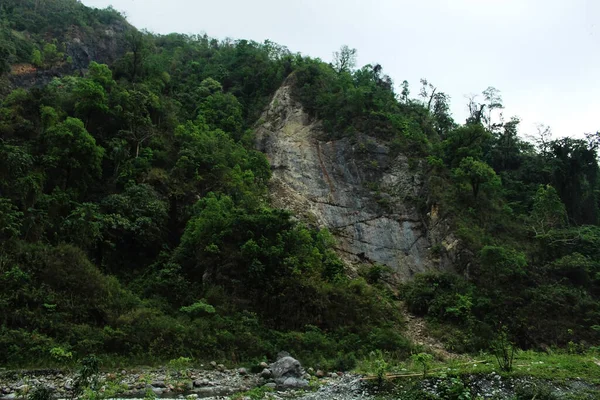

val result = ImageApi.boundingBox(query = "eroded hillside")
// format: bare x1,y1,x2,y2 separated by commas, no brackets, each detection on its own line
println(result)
256,79,458,280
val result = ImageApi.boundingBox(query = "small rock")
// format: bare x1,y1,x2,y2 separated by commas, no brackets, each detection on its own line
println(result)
316,370,325,378
217,364,225,372
308,367,315,374
210,361,217,368
260,368,272,379
265,382,277,389
151,380,166,388
259,362,269,369
152,387,164,395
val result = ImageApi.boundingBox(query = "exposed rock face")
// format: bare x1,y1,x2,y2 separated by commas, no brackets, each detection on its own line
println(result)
256,79,455,280
8,21,130,90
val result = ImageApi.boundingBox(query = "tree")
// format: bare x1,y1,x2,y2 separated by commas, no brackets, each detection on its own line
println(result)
124,29,150,81
333,45,357,73
42,41,63,66
453,157,501,200
531,185,567,235
400,80,410,103
31,48,43,67
548,137,599,225
40,117,105,192
489,116,522,172
482,86,503,131
479,245,527,281
442,124,492,167
115,87,159,157
419,78,437,111
73,78,108,126
0,197,22,243
198,91,244,137
431,92,454,137
87,61,114,90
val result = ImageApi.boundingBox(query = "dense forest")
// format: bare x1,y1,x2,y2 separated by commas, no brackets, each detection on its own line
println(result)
0,0,599,372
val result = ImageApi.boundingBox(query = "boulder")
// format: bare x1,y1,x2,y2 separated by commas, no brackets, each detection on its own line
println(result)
269,355,308,389
260,368,272,379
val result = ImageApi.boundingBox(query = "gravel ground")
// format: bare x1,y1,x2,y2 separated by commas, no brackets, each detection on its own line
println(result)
2,368,599,400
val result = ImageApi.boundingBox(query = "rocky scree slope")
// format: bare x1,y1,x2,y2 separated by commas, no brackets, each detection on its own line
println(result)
255,79,458,280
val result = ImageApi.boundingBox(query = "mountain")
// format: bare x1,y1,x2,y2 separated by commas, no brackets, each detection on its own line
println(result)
1,0,599,373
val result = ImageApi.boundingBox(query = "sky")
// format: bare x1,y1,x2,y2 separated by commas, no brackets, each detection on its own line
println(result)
81,0,599,139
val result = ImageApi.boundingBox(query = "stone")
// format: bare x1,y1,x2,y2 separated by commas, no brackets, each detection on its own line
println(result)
217,364,225,372
190,386,234,397
260,368,272,379
316,370,325,378
307,367,315,374
259,362,269,369
152,387,164,395
151,380,166,388
270,356,303,380
193,379,209,387
281,377,309,389
264,382,277,389
238,367,248,375
210,361,217,368
269,355,308,389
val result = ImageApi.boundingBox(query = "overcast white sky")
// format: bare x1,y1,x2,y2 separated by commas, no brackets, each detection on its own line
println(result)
81,0,599,139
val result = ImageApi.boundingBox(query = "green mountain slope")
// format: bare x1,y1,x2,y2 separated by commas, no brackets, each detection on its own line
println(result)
0,0,599,370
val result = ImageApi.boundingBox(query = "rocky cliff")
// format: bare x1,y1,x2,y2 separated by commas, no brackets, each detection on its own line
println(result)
255,79,457,281
8,20,130,89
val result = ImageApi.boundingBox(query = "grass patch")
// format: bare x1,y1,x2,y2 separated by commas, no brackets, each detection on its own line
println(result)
357,350,600,384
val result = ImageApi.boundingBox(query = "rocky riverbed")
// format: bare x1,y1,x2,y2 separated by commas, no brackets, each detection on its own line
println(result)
0,354,346,399
1,355,598,400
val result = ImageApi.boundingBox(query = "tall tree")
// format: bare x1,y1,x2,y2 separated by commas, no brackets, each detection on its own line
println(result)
333,45,357,73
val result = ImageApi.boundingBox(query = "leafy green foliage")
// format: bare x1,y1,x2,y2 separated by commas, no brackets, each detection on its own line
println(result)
0,0,599,371
492,327,516,372
411,352,434,376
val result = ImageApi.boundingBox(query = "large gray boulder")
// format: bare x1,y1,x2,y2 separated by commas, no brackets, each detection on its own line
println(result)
270,356,308,389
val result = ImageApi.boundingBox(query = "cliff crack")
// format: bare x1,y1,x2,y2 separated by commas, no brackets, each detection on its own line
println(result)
316,141,335,195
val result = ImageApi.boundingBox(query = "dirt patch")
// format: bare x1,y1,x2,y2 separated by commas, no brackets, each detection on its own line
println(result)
401,303,460,361
10,63,37,75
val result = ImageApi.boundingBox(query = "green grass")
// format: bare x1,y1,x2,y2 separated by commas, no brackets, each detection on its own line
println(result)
356,350,600,384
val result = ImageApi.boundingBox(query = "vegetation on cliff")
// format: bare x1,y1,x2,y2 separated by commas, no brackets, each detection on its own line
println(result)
0,0,599,375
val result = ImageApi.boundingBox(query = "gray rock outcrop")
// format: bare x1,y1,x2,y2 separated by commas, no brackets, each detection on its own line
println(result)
255,78,457,280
